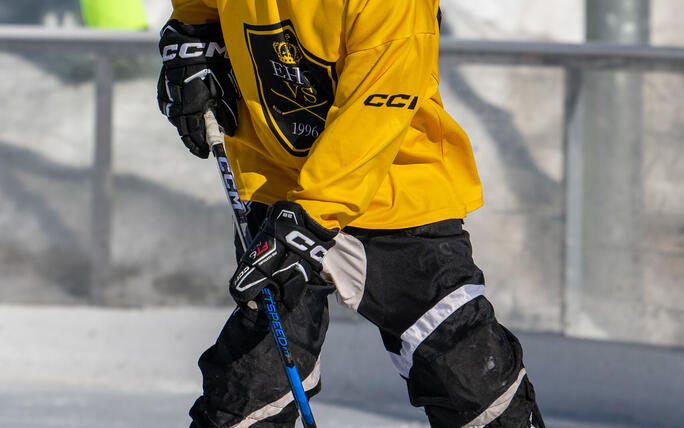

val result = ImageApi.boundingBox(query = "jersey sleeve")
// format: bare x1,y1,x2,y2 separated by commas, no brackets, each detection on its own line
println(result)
170,0,219,24
288,1,440,230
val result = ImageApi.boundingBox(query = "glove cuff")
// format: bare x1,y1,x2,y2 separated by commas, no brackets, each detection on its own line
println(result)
160,19,223,39
159,20,228,66
270,201,338,242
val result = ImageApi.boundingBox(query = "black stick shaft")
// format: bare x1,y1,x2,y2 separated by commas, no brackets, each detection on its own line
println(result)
204,109,317,428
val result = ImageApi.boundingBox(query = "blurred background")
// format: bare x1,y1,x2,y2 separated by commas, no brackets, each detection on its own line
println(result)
0,0,682,427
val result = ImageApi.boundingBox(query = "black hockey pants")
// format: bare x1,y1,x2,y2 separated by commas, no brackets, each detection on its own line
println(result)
189,205,544,428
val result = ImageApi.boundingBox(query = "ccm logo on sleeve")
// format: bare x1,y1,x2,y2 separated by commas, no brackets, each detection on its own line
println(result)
364,94,419,109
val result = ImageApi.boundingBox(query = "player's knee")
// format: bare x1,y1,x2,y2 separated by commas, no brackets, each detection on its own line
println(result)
405,298,527,425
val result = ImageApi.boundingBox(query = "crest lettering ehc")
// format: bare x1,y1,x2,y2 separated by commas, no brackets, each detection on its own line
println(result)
245,21,337,156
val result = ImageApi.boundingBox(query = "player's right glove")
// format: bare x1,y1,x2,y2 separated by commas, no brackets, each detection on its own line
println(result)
230,201,337,311
157,19,240,159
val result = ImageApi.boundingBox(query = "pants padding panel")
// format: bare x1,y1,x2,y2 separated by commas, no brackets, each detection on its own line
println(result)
404,297,526,426
348,220,485,347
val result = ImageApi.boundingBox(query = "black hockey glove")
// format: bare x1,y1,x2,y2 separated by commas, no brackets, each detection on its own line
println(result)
230,201,337,311
157,19,240,159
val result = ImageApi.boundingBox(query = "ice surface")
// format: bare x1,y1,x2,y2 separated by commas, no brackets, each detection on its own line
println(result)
1,305,683,427
0,388,634,428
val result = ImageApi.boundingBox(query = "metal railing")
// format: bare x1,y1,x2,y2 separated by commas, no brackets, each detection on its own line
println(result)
0,26,157,303
2,25,684,320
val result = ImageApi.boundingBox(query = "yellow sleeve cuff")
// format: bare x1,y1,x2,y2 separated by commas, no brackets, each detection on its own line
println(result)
170,0,219,24
292,199,345,232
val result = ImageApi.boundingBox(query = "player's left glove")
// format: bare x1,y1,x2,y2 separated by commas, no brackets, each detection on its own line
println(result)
230,201,337,311
157,19,240,159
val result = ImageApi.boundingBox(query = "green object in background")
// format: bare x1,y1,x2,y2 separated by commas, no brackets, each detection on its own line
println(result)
80,0,148,30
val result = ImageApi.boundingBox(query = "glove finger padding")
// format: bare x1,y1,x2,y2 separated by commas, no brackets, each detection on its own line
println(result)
230,201,337,311
166,69,220,158
157,19,240,158
230,229,315,307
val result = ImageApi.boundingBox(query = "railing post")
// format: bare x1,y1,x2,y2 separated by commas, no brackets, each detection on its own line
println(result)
90,53,114,304
562,67,584,334
577,0,649,340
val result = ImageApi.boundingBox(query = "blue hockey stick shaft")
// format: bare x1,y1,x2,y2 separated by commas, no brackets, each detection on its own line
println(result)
204,109,317,428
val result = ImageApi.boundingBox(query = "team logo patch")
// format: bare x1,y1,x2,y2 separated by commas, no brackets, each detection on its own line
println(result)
245,21,337,156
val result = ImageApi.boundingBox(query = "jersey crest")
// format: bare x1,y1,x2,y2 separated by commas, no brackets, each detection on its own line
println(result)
245,21,337,156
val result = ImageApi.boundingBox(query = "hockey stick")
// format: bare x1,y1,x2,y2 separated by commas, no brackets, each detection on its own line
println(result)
204,109,317,428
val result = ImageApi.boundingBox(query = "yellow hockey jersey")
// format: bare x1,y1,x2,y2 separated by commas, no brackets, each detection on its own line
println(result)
170,0,483,231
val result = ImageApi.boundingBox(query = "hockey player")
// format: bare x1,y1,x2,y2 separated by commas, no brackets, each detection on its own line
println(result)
157,1,545,427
